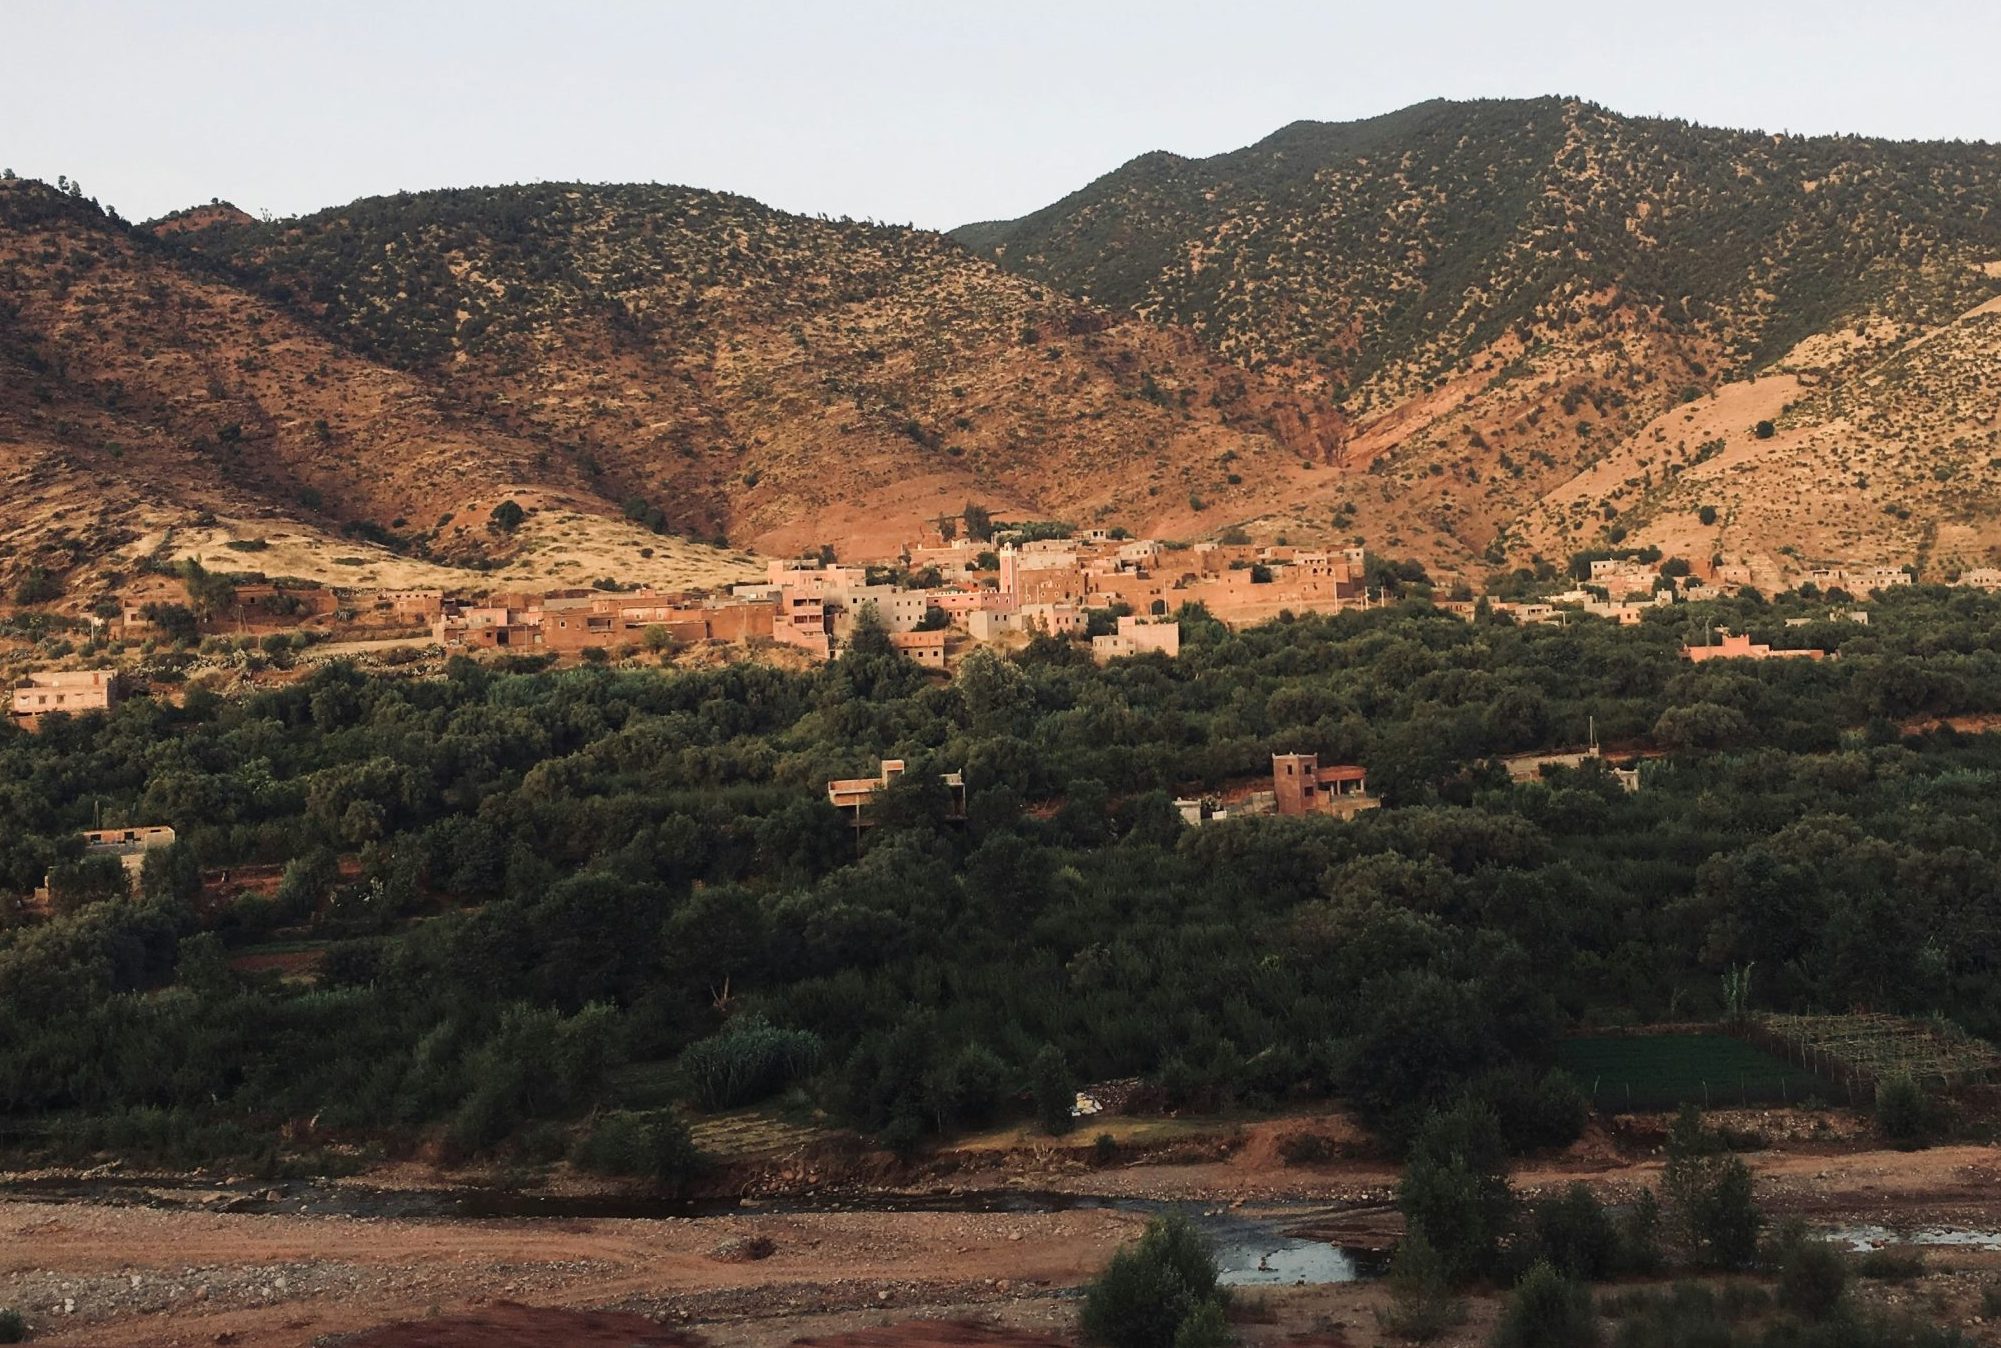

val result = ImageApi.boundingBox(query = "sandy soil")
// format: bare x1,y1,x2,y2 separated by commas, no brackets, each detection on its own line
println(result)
0,1202,1137,1347
745,475,1033,566
10,1111,2001,1347
136,494,764,598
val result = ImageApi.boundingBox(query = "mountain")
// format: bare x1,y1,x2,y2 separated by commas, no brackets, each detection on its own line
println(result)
958,97,2001,578
162,183,1341,559
7,98,2001,608
0,178,1338,606
0,179,763,604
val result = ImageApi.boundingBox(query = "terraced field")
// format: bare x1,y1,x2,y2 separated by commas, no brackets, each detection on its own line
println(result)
685,1110,838,1161
1557,1033,1830,1111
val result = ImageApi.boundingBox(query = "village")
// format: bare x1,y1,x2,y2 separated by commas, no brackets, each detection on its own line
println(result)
10,513,1987,748
9,524,1389,714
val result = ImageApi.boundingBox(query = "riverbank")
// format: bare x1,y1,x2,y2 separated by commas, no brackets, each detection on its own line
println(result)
6,1107,2001,1345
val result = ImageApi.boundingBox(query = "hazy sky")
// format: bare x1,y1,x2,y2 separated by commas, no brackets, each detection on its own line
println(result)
6,1,1999,229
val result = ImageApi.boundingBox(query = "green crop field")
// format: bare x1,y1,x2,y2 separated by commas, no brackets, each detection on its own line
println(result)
1556,1034,1829,1111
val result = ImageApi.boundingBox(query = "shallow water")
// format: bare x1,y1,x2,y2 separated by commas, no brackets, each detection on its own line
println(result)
1827,1223,2001,1252
1212,1229,1370,1286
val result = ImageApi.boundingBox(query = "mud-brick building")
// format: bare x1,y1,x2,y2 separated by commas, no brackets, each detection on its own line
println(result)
10,670,118,728
1271,753,1379,818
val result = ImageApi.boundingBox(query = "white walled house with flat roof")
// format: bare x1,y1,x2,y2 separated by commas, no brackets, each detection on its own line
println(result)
11,670,118,728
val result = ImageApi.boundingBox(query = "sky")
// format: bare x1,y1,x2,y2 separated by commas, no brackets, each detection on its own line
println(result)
5,1,2000,229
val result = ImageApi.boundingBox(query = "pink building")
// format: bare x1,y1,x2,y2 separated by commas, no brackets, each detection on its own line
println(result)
11,670,118,727
927,588,1012,616
1682,632,1825,662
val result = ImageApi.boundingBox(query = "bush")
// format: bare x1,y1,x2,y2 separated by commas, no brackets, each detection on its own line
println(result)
0,1308,24,1343
1527,1183,1621,1281
1080,1213,1226,1348
1031,1044,1075,1136
1874,1073,1936,1146
571,1110,704,1190
1597,1281,1765,1345
1492,1261,1597,1348
1377,1230,1464,1342
1170,1300,1233,1348
1472,1065,1588,1153
1276,1130,1336,1166
13,567,59,604
1398,1099,1515,1284
1660,1106,1762,1270
1613,1189,1663,1277
678,1015,822,1112
925,1042,1010,1132
1774,1226,1849,1321
1855,1247,1925,1282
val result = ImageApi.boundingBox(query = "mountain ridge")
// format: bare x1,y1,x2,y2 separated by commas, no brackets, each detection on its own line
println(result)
0,175,1342,605
955,96,2001,579
7,96,2001,610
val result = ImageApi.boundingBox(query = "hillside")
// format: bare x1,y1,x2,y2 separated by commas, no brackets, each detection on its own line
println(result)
1520,291,2001,583
959,98,2001,577
164,183,1342,559
9,99,2001,603
0,179,1340,606
0,179,765,603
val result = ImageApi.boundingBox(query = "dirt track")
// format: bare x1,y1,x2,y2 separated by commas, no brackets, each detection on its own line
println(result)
8,1115,2001,1346
1,1201,1136,1347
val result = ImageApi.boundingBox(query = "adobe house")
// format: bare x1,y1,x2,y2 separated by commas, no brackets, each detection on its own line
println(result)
1586,558,1661,600
842,589,931,633
1018,568,1088,605
826,759,967,827
1084,571,1172,611
1682,632,1825,662
27,824,177,913
435,605,542,648
436,590,787,654
10,670,118,729
1804,566,1911,594
997,545,1083,600
1271,753,1380,818
774,589,834,659
902,538,984,577
968,602,1082,641
377,589,445,623
1092,614,1181,663
888,629,947,669
926,587,1013,617
768,561,871,595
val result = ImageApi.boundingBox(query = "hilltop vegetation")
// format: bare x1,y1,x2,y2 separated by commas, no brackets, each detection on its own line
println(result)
165,182,1336,553
8,98,2001,599
10,591,2001,1167
959,97,2001,393
0,175,1328,603
960,98,2001,574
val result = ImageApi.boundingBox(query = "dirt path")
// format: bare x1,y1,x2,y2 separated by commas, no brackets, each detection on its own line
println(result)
1,1202,1137,1347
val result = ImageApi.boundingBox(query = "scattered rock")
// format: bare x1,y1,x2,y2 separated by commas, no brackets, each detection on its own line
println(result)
708,1234,777,1263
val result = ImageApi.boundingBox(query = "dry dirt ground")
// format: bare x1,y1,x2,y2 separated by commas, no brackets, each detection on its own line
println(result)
133,496,765,599
9,1112,2001,1346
